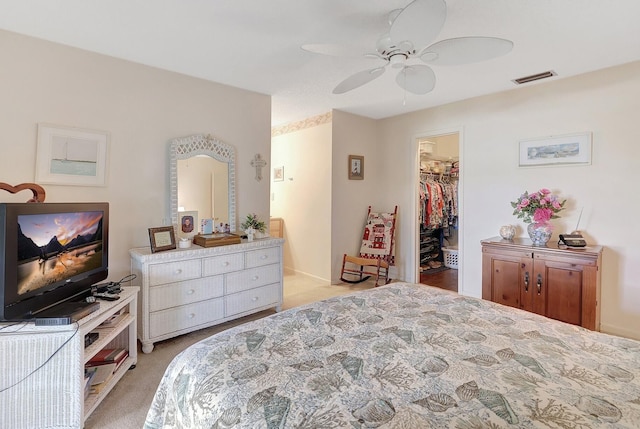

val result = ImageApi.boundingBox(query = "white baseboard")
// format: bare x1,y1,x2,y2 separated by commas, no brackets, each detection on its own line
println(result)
283,267,330,283
600,322,640,341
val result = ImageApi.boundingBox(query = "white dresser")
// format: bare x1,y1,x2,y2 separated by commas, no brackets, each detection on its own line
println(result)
130,238,283,353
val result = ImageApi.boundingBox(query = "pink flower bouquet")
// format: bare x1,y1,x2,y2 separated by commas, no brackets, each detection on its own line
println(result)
511,188,566,224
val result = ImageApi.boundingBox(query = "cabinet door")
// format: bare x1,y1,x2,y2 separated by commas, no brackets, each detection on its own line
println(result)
518,258,537,314
482,250,530,309
535,258,583,326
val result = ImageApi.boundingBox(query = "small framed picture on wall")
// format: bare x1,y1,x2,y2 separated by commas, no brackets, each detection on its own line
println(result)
348,155,364,180
273,166,284,182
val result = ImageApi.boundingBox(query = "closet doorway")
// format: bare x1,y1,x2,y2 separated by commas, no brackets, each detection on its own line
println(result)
417,132,460,292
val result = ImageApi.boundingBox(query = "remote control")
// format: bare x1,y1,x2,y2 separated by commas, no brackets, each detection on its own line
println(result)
93,292,120,301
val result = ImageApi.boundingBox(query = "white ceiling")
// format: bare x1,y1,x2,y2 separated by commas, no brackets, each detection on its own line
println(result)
1,0,640,126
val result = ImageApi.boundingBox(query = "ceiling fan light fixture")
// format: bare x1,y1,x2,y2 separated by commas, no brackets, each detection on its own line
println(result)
390,53,407,68
512,70,557,85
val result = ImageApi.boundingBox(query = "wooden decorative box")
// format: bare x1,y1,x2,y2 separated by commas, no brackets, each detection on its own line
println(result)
193,233,241,248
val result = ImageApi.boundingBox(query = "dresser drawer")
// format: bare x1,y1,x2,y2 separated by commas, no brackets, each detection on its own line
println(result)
202,252,244,276
149,260,201,286
245,246,280,268
149,276,224,312
149,297,224,338
226,264,280,294
225,283,280,316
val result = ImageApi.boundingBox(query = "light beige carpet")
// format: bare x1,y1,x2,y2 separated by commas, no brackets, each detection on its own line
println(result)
84,274,372,428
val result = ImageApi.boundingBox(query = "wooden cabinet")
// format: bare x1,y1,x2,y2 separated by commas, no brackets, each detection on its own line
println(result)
481,237,602,330
130,238,283,353
0,287,139,429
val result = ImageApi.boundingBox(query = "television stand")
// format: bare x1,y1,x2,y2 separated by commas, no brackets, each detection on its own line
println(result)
0,286,139,428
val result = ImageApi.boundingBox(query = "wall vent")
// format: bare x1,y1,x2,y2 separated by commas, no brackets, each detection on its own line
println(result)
512,70,556,85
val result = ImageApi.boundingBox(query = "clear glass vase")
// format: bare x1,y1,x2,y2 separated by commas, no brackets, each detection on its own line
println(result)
527,222,553,246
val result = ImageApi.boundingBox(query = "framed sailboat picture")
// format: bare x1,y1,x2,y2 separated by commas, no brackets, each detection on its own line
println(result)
35,123,109,186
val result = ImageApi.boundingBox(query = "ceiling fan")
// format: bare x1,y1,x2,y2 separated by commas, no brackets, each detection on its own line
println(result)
302,0,513,95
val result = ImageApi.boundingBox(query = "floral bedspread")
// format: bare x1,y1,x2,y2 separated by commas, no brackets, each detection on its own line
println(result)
144,282,640,428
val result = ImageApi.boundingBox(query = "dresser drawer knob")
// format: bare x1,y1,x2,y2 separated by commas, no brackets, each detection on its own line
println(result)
251,275,259,281
188,313,196,319
222,261,230,266
252,296,259,302
187,289,195,295
174,269,182,275
260,255,268,260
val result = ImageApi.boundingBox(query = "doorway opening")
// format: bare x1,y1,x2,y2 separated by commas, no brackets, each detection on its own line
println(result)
417,131,460,292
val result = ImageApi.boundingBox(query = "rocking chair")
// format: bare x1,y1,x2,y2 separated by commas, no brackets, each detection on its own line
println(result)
340,205,397,287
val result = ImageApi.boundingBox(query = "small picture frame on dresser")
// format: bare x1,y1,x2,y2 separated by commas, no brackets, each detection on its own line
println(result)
177,211,198,239
148,226,176,253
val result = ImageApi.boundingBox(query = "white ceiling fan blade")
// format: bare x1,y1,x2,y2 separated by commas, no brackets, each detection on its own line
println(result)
333,67,385,94
395,65,436,95
301,44,365,58
420,37,514,66
389,0,446,49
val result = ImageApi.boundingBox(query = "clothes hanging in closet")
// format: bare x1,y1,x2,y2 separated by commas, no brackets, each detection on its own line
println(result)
419,174,458,230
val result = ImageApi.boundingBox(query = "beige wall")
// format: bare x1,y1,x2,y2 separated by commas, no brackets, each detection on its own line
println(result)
377,61,640,340
0,30,272,283
331,111,387,283
271,121,332,279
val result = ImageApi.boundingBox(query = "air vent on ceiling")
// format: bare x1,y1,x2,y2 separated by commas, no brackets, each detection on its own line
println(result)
512,70,556,85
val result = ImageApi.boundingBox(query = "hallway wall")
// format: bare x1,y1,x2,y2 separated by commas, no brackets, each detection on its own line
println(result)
271,119,332,280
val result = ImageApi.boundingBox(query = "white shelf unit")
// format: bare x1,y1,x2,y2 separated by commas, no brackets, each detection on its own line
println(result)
0,287,139,429
130,238,283,353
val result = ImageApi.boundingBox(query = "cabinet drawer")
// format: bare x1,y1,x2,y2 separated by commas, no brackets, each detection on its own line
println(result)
149,297,224,338
149,260,201,286
225,283,280,316
202,252,244,276
226,264,280,294
149,276,224,312
245,246,280,268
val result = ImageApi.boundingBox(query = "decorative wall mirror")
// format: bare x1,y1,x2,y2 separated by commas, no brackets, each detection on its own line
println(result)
169,134,236,233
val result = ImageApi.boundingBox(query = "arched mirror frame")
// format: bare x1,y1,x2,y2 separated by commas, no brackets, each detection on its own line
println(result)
169,134,236,232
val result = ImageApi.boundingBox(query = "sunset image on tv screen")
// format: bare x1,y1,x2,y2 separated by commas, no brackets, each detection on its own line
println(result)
16,211,104,295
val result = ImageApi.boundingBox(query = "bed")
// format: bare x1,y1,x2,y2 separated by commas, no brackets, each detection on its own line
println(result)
144,282,640,428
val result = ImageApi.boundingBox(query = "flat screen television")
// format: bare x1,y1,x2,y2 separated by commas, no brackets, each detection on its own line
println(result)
0,202,109,321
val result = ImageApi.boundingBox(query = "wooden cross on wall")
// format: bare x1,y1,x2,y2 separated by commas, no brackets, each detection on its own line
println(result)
250,154,267,181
